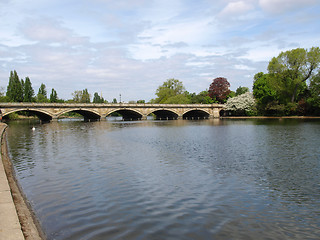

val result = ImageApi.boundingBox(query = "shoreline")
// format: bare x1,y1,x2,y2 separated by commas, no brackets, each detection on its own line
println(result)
0,123,45,240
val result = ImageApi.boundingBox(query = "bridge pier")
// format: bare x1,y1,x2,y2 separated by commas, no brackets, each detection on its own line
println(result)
51,116,58,122
212,108,221,118
141,115,148,120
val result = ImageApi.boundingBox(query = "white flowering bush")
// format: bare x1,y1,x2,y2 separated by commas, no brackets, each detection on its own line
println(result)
225,92,256,115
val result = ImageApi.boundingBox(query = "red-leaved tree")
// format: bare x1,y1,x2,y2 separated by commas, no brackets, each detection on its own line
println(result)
208,77,231,103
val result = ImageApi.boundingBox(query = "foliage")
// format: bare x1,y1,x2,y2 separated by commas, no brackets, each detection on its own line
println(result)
50,88,58,103
0,87,8,102
93,92,105,103
164,94,191,104
81,89,91,103
154,78,186,103
137,100,145,103
112,98,117,103
23,77,34,102
235,86,249,96
208,77,231,103
187,91,215,104
252,72,278,114
268,47,320,103
72,91,82,102
6,70,23,102
306,71,320,114
37,83,48,102
72,89,91,103
225,92,256,115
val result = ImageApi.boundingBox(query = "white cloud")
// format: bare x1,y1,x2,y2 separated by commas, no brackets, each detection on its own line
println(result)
259,0,317,14
20,18,88,45
234,64,255,71
0,0,319,101
219,1,255,17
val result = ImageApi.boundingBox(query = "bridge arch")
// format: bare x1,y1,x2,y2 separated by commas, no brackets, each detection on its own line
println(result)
2,108,53,122
105,108,143,120
58,108,101,121
148,109,179,120
183,109,210,120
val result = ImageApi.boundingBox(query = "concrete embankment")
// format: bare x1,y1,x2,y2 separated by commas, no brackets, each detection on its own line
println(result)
0,123,44,240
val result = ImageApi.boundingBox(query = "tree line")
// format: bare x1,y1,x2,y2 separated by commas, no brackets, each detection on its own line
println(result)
151,47,320,116
1,46,320,116
0,70,106,104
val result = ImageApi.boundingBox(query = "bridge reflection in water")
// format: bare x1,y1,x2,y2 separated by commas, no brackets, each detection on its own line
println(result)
0,103,224,122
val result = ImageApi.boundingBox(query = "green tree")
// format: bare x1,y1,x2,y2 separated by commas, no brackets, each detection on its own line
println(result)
50,88,58,103
93,92,104,103
235,86,249,96
252,72,278,114
112,98,117,103
0,87,8,102
307,71,320,114
164,93,191,104
23,77,34,102
81,89,90,103
188,91,215,104
37,83,48,102
268,47,320,103
72,89,91,103
155,78,186,103
6,70,24,102
72,90,82,103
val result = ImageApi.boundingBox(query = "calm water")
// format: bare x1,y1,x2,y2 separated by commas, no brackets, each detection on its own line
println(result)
6,119,320,240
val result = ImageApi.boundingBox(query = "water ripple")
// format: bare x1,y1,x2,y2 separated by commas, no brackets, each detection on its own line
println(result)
6,119,320,240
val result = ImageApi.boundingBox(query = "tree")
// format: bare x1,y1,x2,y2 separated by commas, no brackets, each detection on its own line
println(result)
155,78,186,103
72,89,91,103
112,98,117,103
164,93,191,104
23,77,34,102
187,91,215,104
93,92,104,103
37,83,48,102
252,72,278,113
6,70,24,102
0,87,8,102
81,89,90,103
235,86,249,96
208,77,231,103
307,71,320,114
50,88,58,103
268,47,320,103
72,90,82,103
225,92,256,116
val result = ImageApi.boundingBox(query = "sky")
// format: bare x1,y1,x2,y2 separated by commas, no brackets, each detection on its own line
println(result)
0,0,319,102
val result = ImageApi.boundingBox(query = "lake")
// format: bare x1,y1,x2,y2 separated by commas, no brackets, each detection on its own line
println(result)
6,118,320,240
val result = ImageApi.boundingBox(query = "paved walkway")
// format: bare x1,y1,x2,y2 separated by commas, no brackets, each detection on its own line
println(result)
0,124,25,240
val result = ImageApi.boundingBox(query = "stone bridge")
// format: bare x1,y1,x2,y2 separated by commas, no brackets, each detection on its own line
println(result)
0,103,224,122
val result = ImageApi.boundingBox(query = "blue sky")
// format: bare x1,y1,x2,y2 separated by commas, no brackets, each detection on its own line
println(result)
0,0,319,102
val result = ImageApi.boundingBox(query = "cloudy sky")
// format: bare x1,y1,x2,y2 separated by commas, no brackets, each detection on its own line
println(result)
0,0,319,102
